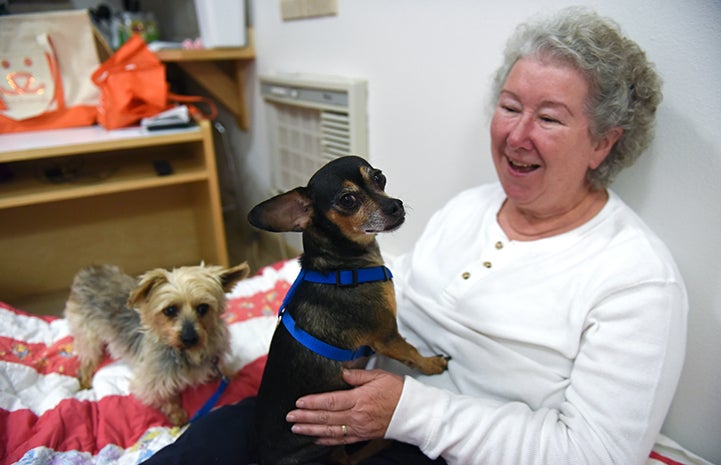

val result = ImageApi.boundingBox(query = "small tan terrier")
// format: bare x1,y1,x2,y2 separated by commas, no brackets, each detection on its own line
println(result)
64,262,250,425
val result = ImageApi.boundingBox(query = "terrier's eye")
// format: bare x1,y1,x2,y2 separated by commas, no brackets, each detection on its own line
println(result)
338,193,358,210
163,306,178,318
196,303,210,316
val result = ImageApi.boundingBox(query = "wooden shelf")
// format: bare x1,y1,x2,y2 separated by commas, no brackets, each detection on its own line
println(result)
155,45,255,62
0,158,207,209
155,29,255,130
0,124,204,162
0,120,229,304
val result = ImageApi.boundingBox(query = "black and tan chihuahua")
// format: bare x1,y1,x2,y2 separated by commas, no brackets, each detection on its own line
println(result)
248,156,449,465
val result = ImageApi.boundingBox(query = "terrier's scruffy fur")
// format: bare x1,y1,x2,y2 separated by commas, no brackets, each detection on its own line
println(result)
64,262,250,425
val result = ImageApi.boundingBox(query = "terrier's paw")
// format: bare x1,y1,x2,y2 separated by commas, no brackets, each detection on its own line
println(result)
78,368,94,390
219,364,236,381
164,405,189,426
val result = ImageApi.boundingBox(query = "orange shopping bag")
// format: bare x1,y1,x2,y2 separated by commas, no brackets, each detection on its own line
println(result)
91,35,217,129
91,34,170,129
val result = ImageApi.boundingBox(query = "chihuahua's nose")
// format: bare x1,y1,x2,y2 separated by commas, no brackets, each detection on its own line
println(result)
384,198,405,217
180,320,199,348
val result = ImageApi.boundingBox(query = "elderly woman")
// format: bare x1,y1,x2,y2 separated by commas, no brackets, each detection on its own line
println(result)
287,7,687,465
143,7,686,465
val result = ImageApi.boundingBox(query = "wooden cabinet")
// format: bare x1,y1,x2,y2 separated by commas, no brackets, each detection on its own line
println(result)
0,120,229,305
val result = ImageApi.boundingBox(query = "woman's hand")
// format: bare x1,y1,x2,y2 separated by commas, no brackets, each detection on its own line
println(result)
285,368,404,445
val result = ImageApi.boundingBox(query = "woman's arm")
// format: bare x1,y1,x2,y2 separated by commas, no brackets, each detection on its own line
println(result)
390,281,687,465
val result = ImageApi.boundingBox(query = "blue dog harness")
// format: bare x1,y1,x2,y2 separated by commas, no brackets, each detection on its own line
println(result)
278,266,393,362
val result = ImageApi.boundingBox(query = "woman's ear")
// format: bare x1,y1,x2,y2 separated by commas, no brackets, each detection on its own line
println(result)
590,127,624,169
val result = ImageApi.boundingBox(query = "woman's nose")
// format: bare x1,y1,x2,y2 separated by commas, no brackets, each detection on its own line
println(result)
507,115,533,150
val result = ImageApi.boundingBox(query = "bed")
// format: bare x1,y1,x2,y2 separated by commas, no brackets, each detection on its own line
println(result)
0,259,712,465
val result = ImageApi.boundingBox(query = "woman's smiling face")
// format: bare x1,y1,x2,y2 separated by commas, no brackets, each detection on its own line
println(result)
490,56,615,218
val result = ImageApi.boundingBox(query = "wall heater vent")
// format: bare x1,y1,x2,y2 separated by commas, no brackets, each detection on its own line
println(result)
260,74,368,194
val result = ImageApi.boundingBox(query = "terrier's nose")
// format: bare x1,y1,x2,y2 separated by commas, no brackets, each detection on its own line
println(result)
180,321,199,348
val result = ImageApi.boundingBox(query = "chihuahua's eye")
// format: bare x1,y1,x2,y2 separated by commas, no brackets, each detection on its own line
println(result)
338,193,359,210
196,303,210,316
372,171,386,189
163,305,178,318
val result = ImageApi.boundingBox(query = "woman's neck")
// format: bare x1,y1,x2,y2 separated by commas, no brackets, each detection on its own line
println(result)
498,189,609,241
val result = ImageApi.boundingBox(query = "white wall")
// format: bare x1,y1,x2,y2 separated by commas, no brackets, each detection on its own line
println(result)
234,0,721,461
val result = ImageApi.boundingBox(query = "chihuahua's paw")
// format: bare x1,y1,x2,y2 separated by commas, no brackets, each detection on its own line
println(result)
419,354,450,375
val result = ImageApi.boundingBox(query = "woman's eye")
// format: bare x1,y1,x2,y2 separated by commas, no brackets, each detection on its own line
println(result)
338,193,358,210
501,105,520,113
540,115,561,124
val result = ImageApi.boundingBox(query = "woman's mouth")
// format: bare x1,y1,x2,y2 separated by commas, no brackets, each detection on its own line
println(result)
507,157,540,174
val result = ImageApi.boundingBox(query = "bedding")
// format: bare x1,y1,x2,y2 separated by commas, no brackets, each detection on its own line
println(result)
0,259,712,465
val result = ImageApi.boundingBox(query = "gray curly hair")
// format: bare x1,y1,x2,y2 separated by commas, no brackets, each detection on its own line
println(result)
491,7,663,189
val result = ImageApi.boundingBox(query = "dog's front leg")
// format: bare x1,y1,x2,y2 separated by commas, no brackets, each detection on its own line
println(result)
159,392,188,426
373,334,449,375
215,357,235,381
136,382,189,426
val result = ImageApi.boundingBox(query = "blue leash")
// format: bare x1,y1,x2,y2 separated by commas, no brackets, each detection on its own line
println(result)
278,266,393,362
189,360,229,423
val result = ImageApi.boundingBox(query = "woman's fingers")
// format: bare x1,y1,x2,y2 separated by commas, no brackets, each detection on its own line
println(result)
286,369,405,445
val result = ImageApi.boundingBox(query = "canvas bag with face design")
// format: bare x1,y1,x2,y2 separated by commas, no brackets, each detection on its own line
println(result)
0,10,100,133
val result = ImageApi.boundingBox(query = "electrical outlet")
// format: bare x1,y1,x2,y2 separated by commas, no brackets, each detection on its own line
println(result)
281,0,337,20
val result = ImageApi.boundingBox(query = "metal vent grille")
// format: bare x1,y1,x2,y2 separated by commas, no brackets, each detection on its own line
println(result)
260,74,368,193
321,111,352,155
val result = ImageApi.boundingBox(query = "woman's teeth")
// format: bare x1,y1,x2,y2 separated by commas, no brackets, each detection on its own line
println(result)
508,158,539,173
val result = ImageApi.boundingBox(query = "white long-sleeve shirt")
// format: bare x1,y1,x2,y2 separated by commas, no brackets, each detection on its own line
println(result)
375,183,687,465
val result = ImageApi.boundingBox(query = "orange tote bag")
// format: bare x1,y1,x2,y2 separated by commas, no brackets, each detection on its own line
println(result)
91,34,170,130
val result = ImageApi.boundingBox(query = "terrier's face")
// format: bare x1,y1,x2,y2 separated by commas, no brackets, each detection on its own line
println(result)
128,263,249,362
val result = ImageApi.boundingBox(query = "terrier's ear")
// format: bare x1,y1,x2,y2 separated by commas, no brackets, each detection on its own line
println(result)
128,269,168,309
247,187,312,232
218,262,251,292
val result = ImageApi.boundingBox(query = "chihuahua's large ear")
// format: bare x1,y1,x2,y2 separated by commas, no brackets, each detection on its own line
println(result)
247,187,313,232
